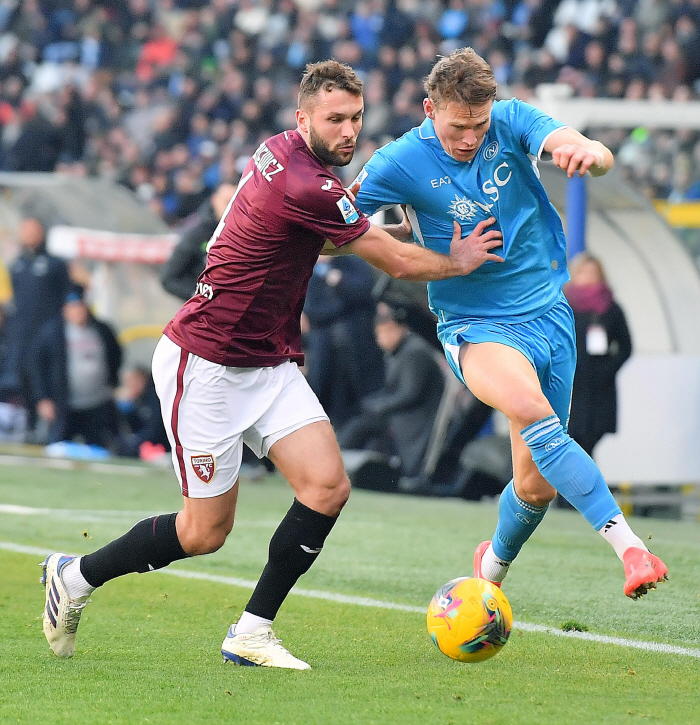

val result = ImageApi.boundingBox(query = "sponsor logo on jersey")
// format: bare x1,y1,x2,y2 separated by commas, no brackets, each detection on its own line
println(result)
336,195,360,224
252,141,284,182
430,175,451,188
321,179,333,191
196,281,213,300
483,141,499,161
448,195,479,222
191,454,215,483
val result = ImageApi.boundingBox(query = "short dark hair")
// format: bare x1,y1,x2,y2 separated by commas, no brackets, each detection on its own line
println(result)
298,60,363,110
424,47,497,108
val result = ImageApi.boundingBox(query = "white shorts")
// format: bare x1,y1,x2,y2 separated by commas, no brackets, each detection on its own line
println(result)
152,336,328,498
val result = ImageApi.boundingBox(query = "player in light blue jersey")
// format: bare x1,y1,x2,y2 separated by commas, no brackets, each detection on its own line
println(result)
354,48,668,599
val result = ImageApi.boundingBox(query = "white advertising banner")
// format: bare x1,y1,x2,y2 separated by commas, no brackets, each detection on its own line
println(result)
47,226,177,265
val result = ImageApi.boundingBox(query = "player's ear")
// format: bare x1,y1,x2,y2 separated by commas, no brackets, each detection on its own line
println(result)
296,108,309,134
424,98,435,119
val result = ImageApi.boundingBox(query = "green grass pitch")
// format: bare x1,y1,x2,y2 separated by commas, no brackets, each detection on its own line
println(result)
1,463,699,724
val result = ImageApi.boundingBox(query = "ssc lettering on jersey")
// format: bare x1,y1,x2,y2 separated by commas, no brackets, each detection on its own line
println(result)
252,142,284,181
481,162,513,202
353,99,569,322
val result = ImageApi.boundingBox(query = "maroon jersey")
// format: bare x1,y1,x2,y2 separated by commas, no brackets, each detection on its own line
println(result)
165,130,370,367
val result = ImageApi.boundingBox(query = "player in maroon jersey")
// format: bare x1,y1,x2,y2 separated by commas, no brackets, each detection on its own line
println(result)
41,60,503,668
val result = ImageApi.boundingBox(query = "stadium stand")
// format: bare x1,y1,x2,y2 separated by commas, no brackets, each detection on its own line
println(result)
0,0,698,223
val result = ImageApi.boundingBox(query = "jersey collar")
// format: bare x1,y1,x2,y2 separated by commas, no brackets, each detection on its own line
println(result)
418,117,438,142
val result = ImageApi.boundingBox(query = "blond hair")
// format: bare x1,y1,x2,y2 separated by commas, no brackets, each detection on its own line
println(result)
424,47,497,108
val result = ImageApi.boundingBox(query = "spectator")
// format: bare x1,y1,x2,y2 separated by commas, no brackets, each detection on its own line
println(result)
564,253,632,458
0,0,695,225
160,182,237,301
3,218,70,426
30,286,122,448
337,303,445,479
303,255,385,428
116,367,170,458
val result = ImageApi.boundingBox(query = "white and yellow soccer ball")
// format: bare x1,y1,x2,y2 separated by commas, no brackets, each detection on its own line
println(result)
427,576,513,663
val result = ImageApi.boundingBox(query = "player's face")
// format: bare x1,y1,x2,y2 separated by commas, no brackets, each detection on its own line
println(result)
297,89,364,167
424,98,493,163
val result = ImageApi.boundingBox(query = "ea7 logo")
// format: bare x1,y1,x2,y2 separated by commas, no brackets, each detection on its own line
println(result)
545,438,564,452
430,176,451,188
191,454,215,483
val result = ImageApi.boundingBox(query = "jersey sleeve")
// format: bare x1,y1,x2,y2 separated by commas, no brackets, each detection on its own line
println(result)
284,175,370,248
353,149,411,216
507,99,566,158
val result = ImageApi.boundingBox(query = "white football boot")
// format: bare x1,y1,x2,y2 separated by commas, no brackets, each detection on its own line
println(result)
40,553,91,658
221,623,311,670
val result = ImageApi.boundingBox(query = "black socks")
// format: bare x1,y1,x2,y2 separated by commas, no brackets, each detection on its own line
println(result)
80,513,188,588
244,499,338,621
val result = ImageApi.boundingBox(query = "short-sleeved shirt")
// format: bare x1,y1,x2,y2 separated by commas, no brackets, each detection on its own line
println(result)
165,130,370,367
354,99,567,323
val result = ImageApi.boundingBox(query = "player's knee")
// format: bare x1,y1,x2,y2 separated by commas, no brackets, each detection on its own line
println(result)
516,476,556,507
178,520,232,556
509,395,554,431
300,469,350,517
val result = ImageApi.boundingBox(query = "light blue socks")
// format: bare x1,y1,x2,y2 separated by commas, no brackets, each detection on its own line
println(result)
521,415,621,530
492,480,548,562
492,415,622,565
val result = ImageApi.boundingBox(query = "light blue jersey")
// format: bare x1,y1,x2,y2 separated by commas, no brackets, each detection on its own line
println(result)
354,98,567,323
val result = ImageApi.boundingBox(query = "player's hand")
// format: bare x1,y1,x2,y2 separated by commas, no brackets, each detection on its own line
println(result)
346,181,361,202
450,217,504,273
551,144,605,178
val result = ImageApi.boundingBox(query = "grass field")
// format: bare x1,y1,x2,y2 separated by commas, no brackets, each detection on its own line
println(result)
1,461,699,725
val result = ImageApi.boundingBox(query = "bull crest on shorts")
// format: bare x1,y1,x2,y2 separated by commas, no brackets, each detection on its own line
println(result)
191,454,215,483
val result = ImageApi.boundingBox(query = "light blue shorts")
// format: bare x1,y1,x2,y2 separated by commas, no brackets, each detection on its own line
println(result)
436,295,576,428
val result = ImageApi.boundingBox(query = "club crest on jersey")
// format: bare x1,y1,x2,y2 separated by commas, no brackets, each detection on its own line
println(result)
191,454,215,483
483,141,499,161
336,195,360,224
448,195,479,222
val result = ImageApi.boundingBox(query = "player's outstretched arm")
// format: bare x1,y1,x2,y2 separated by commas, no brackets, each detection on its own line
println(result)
544,127,614,178
342,217,503,282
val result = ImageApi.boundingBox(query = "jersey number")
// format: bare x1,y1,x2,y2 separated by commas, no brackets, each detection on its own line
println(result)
205,169,253,254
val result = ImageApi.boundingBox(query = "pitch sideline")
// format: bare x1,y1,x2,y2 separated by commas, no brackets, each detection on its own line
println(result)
2,540,699,660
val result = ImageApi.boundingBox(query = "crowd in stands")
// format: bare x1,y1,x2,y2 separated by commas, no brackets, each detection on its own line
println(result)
0,0,699,220
0,1,652,493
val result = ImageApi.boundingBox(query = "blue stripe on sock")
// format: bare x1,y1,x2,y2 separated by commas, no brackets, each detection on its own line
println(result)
521,417,621,530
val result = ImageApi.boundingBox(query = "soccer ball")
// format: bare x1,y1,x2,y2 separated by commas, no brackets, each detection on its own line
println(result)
427,576,513,663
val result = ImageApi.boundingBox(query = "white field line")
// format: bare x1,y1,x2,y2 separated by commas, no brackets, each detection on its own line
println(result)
0,454,150,476
3,540,699,660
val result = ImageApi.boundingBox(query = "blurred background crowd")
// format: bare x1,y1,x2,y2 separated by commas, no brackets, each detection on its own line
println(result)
0,0,695,508
0,0,699,219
